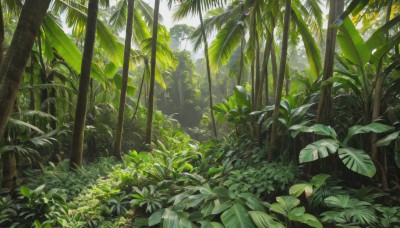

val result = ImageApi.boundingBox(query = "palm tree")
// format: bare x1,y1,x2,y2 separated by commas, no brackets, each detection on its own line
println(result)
172,0,225,138
144,0,160,147
70,0,99,169
316,0,344,125
268,0,291,162
113,0,135,159
0,0,51,188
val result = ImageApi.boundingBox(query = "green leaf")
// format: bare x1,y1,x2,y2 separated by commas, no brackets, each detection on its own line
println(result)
239,193,266,212
345,123,394,145
303,124,337,139
324,195,350,208
212,201,232,214
20,186,30,197
338,147,376,177
370,31,400,64
289,184,313,197
162,208,180,228
377,131,400,147
366,15,400,52
221,203,255,228
148,209,164,226
299,139,340,163
337,18,370,66
42,15,82,74
310,174,330,187
248,211,284,228
291,7,322,79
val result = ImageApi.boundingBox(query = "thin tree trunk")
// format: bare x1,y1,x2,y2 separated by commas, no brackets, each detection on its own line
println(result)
370,0,393,190
129,60,147,124
260,34,273,106
29,53,35,110
113,0,134,160
145,0,160,147
70,0,99,169
48,72,57,130
268,0,291,162
37,34,48,113
0,1,4,66
316,0,344,124
271,43,278,94
199,8,217,138
237,36,245,85
0,0,51,140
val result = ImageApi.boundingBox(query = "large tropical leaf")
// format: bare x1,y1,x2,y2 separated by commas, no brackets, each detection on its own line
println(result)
248,211,284,228
365,15,400,51
344,123,394,145
370,31,400,64
291,6,322,79
299,139,340,163
338,147,376,177
336,18,370,66
209,19,244,70
302,124,338,139
221,203,255,228
377,131,400,147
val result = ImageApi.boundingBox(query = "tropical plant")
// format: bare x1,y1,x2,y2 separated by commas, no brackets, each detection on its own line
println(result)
130,185,170,213
295,123,394,177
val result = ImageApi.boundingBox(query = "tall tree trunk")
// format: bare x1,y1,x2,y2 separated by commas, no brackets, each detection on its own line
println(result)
199,8,217,138
316,0,344,124
237,36,245,85
70,0,99,169
37,33,48,113
268,0,291,162
113,0,134,159
0,0,51,139
145,0,160,147
48,72,57,130
370,0,393,190
271,43,278,94
260,34,273,106
29,53,35,110
0,1,4,66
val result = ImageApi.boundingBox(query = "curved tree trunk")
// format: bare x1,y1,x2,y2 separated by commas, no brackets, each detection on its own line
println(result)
145,0,160,148
113,0,135,160
316,0,344,124
268,0,291,162
199,8,217,138
70,0,99,169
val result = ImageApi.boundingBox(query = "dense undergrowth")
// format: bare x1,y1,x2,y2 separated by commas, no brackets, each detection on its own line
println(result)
1,127,400,227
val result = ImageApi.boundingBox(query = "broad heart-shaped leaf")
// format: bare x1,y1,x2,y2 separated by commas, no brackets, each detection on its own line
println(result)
248,211,285,228
344,123,394,145
302,124,337,139
299,139,340,163
337,18,370,67
338,147,376,178
221,203,255,228
377,131,400,147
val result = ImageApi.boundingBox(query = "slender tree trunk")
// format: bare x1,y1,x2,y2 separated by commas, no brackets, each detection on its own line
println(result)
129,60,147,124
370,0,393,190
199,8,217,138
0,0,51,140
316,0,344,124
29,53,35,110
113,0,134,160
268,0,291,162
145,0,160,147
237,36,245,85
0,1,4,66
285,64,290,96
260,34,273,106
70,0,99,169
271,43,278,94
48,72,57,129
37,34,48,113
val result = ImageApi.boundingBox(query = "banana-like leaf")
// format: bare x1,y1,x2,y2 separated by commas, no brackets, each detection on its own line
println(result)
377,131,400,147
365,15,400,51
333,0,368,26
248,211,285,228
344,123,394,145
337,18,370,67
299,139,340,163
302,124,338,139
221,203,255,228
370,31,400,64
291,6,322,79
323,75,362,98
338,147,376,177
